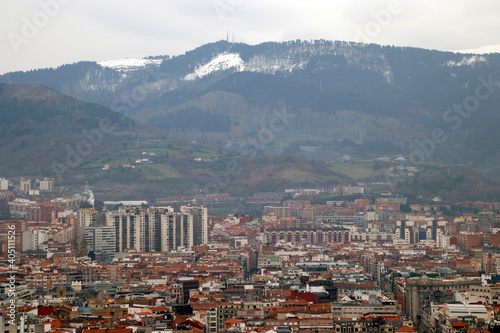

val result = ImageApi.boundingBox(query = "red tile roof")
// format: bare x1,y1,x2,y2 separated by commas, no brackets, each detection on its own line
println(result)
451,321,468,327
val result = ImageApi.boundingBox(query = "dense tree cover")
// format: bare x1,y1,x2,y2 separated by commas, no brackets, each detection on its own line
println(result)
395,167,500,202
149,107,230,133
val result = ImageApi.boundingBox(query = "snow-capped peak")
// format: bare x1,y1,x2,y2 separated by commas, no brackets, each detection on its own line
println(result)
98,57,162,72
183,53,245,81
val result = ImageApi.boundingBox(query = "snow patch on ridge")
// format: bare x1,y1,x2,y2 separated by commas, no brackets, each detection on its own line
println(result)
244,55,308,74
183,53,245,81
447,55,487,67
98,58,162,72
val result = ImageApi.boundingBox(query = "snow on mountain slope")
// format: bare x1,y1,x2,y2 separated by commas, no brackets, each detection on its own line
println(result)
446,55,487,67
183,53,245,80
183,52,312,81
98,57,163,72
244,55,308,74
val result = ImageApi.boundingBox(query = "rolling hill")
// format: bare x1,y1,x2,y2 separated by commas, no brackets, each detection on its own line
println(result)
0,84,350,200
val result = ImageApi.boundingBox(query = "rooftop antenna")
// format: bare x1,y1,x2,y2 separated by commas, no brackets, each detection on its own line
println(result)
226,31,229,42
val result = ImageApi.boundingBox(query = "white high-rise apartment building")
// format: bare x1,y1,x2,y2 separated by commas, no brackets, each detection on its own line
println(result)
106,206,147,252
160,212,194,251
106,205,208,253
181,205,208,245
77,208,107,239
148,206,174,252
83,226,116,262
0,178,9,191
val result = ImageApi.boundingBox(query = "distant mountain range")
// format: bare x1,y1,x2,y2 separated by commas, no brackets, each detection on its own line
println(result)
2,39,500,183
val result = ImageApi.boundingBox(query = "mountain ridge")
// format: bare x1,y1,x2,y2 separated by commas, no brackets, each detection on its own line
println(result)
2,40,500,172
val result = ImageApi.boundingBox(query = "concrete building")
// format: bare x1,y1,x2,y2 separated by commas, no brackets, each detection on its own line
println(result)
20,179,31,192
8,198,37,218
405,276,482,323
160,212,194,251
331,303,398,318
478,211,495,231
84,225,116,262
181,205,208,246
264,228,349,245
77,208,107,239
177,277,200,304
344,186,365,194
106,205,207,253
25,271,67,291
454,283,500,305
22,229,49,251
106,206,148,252
0,178,9,191
26,203,59,222
445,303,489,322
39,178,54,191
395,220,419,245
51,225,75,244
257,254,282,269
0,313,44,333
350,230,394,242
207,302,242,333
263,206,292,218
147,206,174,251
315,211,357,226
454,233,481,251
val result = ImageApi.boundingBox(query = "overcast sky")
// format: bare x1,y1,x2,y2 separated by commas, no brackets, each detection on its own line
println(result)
1,0,500,75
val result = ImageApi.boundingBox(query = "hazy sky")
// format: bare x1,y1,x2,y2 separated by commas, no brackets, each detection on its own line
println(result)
1,0,500,75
